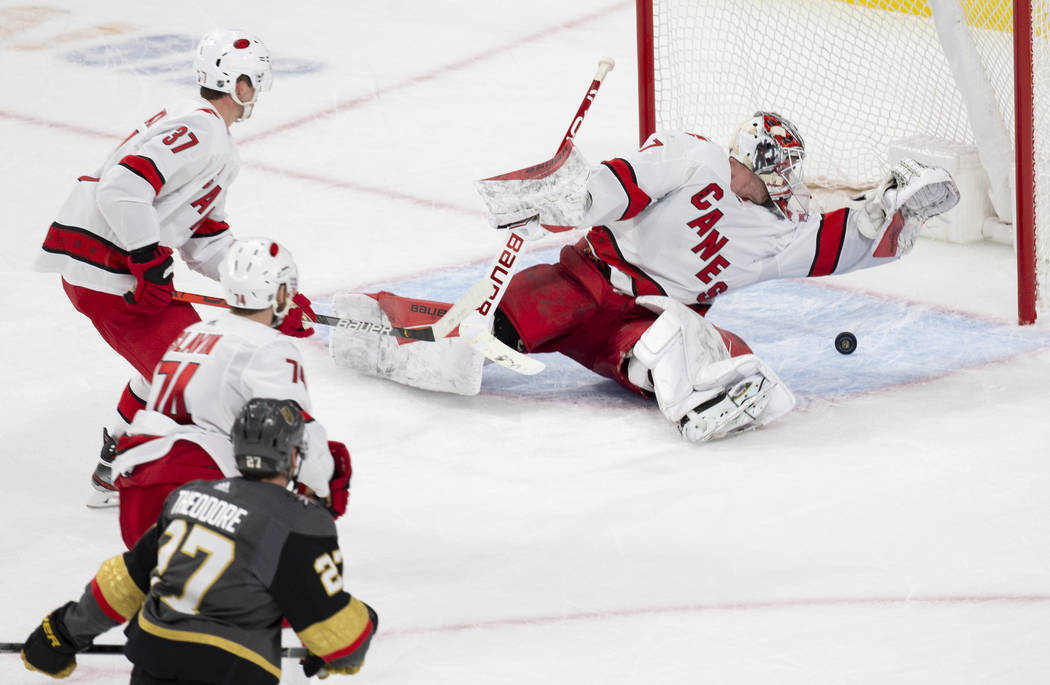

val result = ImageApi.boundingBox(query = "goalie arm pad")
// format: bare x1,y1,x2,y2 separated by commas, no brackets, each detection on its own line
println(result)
474,143,592,233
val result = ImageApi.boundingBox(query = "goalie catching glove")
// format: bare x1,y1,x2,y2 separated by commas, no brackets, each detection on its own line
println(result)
474,142,592,237
854,158,960,257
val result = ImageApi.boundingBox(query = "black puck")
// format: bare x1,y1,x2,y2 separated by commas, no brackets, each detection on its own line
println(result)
835,331,857,355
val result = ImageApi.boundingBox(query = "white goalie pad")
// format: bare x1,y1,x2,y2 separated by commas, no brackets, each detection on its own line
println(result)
630,295,795,442
329,293,484,396
474,142,592,231
886,158,960,222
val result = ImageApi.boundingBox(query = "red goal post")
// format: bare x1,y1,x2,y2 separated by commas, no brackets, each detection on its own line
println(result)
637,0,1048,324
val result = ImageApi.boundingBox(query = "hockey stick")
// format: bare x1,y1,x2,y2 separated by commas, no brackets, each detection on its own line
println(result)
0,642,309,659
173,278,489,342
460,57,616,374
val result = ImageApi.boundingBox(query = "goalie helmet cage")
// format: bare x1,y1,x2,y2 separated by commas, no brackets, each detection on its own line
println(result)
636,0,1048,325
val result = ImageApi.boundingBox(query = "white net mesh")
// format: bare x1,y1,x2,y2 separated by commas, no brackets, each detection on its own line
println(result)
648,0,1048,314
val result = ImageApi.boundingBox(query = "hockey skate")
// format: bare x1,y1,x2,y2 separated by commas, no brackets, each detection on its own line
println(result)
86,428,119,508
677,374,775,443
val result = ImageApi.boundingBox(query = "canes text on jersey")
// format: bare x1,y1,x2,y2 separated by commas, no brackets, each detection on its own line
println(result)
688,183,729,302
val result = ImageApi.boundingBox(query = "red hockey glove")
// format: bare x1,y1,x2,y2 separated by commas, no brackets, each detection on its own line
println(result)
123,243,174,311
276,292,316,338
21,602,81,678
325,440,351,519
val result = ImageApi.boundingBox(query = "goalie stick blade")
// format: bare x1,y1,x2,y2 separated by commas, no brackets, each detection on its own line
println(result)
0,642,309,658
459,320,545,375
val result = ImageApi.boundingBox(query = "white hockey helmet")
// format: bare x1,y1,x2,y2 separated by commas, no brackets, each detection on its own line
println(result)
219,238,299,323
194,29,272,120
730,111,810,221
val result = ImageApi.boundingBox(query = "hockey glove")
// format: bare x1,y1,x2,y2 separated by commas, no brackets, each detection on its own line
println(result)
123,243,174,311
302,653,365,677
21,602,81,679
325,440,352,519
300,603,377,677
277,292,316,338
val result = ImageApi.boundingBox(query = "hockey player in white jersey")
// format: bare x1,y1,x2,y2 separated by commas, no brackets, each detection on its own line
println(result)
338,112,959,443
108,238,350,549
485,112,959,442
33,29,316,506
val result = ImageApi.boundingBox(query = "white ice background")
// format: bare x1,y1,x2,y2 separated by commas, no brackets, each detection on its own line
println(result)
2,1,1049,683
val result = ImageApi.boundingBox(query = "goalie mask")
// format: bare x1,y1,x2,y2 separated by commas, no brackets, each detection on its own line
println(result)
194,29,272,121
219,238,300,326
730,111,810,221
232,398,306,482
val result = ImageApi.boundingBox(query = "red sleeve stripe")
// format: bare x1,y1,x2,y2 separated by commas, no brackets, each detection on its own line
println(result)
41,222,131,273
191,218,230,238
808,208,849,277
322,620,374,662
90,578,127,623
586,228,666,297
601,158,651,221
116,382,148,424
119,155,165,196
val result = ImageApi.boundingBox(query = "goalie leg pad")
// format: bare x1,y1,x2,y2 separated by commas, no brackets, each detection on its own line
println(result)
630,297,795,441
674,357,794,442
329,293,484,395
631,296,733,421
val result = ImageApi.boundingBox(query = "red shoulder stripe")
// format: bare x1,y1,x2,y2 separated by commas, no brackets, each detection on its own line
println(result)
119,155,165,196
601,158,651,221
197,107,220,119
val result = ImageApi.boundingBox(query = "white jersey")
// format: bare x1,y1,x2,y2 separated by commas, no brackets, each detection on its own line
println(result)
581,130,894,307
36,97,240,296
112,312,335,498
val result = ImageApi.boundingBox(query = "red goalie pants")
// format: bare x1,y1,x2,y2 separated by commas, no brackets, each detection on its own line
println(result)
115,440,223,549
62,279,200,379
497,239,751,396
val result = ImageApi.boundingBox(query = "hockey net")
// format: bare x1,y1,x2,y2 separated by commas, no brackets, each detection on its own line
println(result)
637,0,1049,323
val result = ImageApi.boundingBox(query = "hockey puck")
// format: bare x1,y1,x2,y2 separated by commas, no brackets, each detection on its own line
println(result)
835,331,857,355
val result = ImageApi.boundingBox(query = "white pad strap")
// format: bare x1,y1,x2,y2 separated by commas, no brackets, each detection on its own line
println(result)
329,293,484,395
474,143,592,231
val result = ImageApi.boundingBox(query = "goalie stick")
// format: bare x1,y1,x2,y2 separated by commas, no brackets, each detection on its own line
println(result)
0,642,309,659
461,56,616,375
173,278,489,342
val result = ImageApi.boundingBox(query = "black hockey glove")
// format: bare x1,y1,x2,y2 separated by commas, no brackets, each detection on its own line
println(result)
21,602,81,678
301,651,365,677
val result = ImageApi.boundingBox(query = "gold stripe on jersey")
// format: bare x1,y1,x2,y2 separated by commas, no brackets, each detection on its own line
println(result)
297,597,373,659
137,612,282,679
94,556,145,621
